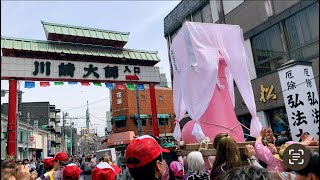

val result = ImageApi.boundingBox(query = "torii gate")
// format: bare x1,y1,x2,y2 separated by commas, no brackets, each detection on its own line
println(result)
1,21,162,156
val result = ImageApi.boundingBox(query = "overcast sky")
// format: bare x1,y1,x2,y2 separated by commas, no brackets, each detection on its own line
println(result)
1,1,180,136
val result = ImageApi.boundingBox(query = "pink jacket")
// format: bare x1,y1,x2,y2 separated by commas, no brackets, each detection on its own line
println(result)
254,141,283,172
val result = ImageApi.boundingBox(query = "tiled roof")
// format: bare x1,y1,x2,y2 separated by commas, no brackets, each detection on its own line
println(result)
42,21,129,42
1,36,160,62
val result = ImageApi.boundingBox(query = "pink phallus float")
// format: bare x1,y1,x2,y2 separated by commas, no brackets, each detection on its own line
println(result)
170,22,262,144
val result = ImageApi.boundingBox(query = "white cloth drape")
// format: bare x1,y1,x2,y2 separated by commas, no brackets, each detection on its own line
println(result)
170,22,262,141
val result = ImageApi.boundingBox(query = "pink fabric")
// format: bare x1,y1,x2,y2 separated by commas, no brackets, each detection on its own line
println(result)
254,141,283,172
170,161,184,177
170,22,262,142
181,54,244,143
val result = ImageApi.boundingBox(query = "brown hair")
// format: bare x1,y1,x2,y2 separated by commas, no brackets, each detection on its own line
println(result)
1,168,16,180
211,133,241,175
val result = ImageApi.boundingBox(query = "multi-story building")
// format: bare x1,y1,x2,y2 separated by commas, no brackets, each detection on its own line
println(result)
164,0,319,137
1,102,62,156
110,86,175,138
1,114,50,160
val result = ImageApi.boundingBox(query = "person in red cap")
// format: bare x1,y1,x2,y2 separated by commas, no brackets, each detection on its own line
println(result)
92,162,121,180
63,163,83,180
37,157,55,180
125,135,170,180
53,152,69,180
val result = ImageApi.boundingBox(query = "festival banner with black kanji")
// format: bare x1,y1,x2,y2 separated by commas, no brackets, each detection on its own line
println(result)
278,65,319,141
1,57,161,83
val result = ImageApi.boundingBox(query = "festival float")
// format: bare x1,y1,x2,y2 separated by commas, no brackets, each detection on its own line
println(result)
168,22,262,157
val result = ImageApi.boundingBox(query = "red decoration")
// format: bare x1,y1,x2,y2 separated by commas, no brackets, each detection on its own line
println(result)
81,82,90,86
115,83,125,90
125,75,139,80
40,82,50,87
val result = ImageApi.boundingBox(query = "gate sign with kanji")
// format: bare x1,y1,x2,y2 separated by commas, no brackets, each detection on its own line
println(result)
278,62,319,141
1,57,161,83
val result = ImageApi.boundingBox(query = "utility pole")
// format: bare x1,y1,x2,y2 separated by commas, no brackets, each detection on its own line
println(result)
70,121,74,156
85,101,90,155
62,112,65,152
135,86,142,136
16,90,22,158
27,112,30,159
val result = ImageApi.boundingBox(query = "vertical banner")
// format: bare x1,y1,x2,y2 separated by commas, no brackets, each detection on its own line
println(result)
278,64,319,141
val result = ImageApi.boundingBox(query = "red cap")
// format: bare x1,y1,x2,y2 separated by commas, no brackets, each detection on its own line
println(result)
63,163,82,179
54,152,68,162
125,135,170,168
92,162,121,180
43,157,55,168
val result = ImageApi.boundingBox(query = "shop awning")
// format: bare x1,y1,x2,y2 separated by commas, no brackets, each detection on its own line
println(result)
157,114,169,118
131,114,148,119
113,116,126,121
106,131,135,147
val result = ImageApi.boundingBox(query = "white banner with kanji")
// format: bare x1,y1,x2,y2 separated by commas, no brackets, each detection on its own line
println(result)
1,57,161,83
278,64,319,141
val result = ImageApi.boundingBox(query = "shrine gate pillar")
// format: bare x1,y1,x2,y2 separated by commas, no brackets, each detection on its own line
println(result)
7,79,17,156
149,83,159,137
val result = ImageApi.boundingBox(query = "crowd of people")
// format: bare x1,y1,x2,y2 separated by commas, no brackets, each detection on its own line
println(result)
1,128,319,180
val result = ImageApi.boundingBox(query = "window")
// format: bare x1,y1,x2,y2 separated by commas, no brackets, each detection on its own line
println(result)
159,118,169,126
134,119,146,127
116,92,122,98
115,121,126,128
117,99,122,104
193,9,202,22
251,24,288,77
141,95,145,101
209,0,219,23
202,2,213,23
222,0,244,15
284,3,319,61
252,24,285,63
284,3,319,50
159,96,163,102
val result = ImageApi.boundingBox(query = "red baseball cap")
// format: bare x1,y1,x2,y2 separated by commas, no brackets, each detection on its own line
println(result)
54,152,68,162
125,135,170,168
43,157,55,168
63,163,82,179
92,162,121,180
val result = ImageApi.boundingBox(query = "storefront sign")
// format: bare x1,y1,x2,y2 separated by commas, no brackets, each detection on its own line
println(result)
1,57,161,83
259,84,277,103
279,65,319,141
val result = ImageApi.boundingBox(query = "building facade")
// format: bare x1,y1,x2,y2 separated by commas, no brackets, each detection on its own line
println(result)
111,86,175,138
164,0,319,138
1,114,50,160
1,102,62,156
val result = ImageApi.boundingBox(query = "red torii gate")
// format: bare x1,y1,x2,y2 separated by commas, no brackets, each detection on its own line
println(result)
1,21,162,156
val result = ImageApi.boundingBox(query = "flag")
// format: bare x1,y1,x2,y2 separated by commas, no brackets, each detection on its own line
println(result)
137,84,145,91
115,83,125,90
126,84,135,90
105,83,114,90
81,82,90,86
25,82,35,88
93,82,102,86
40,82,50,87
68,82,78,85
54,82,64,85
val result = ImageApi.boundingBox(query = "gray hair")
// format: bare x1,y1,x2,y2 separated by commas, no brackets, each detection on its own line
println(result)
187,151,205,173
